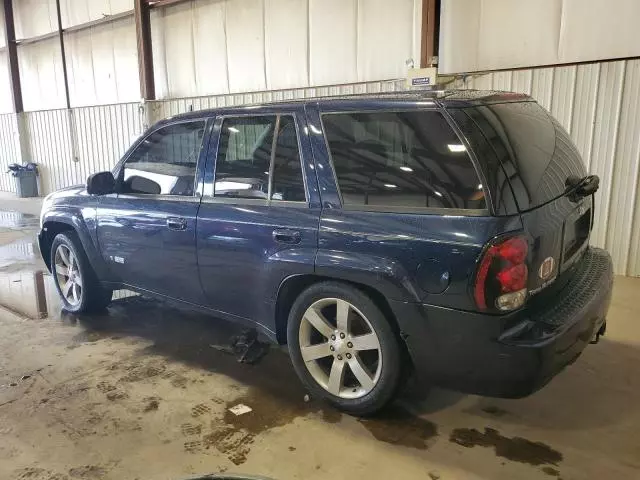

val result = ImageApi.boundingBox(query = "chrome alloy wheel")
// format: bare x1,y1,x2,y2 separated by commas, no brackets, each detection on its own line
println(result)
299,298,382,399
54,244,82,306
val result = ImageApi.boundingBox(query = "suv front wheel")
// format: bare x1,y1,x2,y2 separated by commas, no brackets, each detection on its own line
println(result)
51,232,112,313
287,282,403,415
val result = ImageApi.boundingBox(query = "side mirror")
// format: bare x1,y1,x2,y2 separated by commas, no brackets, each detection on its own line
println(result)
87,171,115,195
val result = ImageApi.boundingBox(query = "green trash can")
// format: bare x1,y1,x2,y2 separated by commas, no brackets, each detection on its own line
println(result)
7,163,39,198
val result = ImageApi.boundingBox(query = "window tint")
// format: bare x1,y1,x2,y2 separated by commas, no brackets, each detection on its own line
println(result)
322,111,486,210
271,116,306,201
121,121,205,196
215,115,305,201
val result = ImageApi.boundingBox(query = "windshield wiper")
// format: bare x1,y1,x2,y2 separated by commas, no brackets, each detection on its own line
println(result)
565,174,599,201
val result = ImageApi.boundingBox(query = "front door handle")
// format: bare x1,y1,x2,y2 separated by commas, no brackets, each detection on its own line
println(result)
166,217,187,231
273,229,301,244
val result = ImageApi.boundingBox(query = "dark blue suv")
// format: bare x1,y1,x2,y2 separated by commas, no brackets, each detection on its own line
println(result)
38,90,613,415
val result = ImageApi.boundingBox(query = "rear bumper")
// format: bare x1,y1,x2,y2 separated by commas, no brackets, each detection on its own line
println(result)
392,247,613,398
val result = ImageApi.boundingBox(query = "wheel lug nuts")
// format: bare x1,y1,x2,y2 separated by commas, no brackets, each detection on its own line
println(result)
340,333,345,339
337,355,343,360
331,335,336,340
329,346,335,351
346,353,352,359
347,342,353,348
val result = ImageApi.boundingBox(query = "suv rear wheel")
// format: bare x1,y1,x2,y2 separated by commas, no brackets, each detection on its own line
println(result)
51,232,112,313
287,282,402,415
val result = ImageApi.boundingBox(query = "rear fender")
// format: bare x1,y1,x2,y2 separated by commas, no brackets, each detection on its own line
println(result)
315,250,421,302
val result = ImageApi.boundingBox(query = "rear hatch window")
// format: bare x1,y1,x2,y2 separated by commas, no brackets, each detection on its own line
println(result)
450,100,593,295
455,101,587,212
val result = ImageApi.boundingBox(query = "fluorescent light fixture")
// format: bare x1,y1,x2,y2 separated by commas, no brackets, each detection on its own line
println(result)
384,183,397,188
434,191,443,197
447,144,466,153
399,166,413,172
228,127,240,133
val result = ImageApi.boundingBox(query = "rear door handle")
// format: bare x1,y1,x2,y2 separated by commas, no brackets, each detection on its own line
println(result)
272,229,301,244
166,217,187,231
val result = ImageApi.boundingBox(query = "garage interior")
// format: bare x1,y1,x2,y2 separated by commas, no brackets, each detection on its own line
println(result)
1,1,640,479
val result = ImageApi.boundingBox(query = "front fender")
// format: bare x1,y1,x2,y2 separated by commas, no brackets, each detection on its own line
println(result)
40,207,110,281
315,249,421,302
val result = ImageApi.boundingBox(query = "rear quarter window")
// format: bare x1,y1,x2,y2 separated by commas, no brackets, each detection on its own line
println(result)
322,110,486,212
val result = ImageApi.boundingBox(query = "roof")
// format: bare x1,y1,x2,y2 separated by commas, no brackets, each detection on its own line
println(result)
162,89,533,123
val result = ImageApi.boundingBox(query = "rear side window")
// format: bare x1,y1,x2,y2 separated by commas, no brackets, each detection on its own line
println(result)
322,111,486,211
215,115,306,202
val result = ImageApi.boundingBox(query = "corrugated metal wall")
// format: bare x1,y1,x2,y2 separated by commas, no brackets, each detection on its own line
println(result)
0,68,639,277
454,59,640,276
0,113,20,192
147,79,406,122
24,103,143,194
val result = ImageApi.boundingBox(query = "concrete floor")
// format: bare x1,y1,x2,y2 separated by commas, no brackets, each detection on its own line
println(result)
0,208,639,480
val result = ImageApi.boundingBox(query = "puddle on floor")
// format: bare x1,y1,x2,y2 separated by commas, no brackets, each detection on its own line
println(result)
0,266,136,320
358,405,438,449
0,211,38,230
449,427,563,467
0,239,39,268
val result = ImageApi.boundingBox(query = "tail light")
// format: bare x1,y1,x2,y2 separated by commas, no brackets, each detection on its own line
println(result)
474,235,529,312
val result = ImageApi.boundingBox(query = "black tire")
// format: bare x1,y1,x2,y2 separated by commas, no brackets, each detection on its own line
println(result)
50,231,113,313
287,281,402,416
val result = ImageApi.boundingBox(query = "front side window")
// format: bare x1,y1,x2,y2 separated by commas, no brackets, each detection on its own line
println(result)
322,111,486,210
214,115,306,202
121,121,205,196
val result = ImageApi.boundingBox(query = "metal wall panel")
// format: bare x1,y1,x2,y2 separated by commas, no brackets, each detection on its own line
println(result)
457,59,640,276
147,79,405,123
439,0,640,74
13,0,58,39
152,0,419,98
18,38,67,111
0,113,19,193
612,61,640,277
64,16,140,107
24,103,142,194
60,0,132,29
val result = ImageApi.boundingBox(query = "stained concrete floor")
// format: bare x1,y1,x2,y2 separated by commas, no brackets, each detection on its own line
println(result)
0,209,639,480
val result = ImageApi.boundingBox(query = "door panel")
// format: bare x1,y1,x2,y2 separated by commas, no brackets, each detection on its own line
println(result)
96,118,211,304
97,195,204,304
196,108,319,334
197,201,319,331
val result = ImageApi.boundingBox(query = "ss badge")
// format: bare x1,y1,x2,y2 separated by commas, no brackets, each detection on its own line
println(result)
539,256,555,280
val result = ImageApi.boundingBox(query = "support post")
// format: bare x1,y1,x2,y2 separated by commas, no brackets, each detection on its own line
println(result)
55,0,71,109
3,0,22,113
134,0,155,100
3,0,31,167
420,0,439,68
